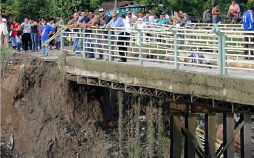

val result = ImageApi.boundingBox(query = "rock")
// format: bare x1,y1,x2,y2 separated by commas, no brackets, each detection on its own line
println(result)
108,121,116,127
6,134,14,150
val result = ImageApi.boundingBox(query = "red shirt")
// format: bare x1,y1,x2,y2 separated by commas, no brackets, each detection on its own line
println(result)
11,23,20,36
37,25,41,37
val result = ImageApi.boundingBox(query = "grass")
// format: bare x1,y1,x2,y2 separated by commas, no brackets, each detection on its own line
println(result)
1,47,15,74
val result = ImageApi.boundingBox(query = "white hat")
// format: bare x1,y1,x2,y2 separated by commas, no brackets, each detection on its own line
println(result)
2,18,7,22
98,8,104,12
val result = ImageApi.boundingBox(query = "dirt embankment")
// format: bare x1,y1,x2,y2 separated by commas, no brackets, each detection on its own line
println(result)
1,54,125,157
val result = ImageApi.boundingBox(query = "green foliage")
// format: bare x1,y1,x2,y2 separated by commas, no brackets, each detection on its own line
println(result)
0,5,19,23
1,0,252,23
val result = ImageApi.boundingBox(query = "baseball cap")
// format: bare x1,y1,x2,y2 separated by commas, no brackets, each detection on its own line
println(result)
250,7,254,11
2,18,7,22
162,12,166,14
98,8,104,12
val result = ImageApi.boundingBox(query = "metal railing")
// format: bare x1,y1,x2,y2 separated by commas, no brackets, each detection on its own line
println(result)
60,22,254,75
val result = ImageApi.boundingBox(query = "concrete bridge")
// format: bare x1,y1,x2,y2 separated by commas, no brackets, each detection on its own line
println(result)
56,23,254,158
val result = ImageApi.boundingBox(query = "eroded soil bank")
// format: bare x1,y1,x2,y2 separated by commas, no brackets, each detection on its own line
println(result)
1,54,172,157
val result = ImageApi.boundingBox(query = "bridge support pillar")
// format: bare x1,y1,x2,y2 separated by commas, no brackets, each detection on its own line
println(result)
240,114,252,158
170,113,182,158
223,113,234,158
184,114,196,158
205,114,216,158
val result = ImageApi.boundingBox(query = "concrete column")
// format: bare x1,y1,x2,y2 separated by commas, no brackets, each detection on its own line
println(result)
223,113,234,158
184,114,196,158
240,114,252,158
170,114,182,158
205,114,216,158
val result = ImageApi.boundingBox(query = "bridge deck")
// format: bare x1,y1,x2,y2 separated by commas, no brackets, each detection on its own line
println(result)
26,49,254,80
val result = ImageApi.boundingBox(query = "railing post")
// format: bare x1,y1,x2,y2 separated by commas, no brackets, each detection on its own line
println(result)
138,28,143,65
60,31,64,54
222,35,227,75
169,26,179,69
107,29,112,61
212,27,225,75
212,23,219,53
82,28,86,59
218,35,223,75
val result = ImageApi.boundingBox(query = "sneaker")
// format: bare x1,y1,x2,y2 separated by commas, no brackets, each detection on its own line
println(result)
96,57,104,60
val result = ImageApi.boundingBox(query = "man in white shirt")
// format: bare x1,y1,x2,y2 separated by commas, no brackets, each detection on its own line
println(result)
0,18,9,48
125,12,137,32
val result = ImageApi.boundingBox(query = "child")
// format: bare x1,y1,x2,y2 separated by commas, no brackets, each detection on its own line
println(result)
16,31,22,52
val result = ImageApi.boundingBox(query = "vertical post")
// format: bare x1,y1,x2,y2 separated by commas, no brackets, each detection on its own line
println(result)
217,35,223,75
138,29,143,65
169,27,178,69
174,33,179,69
240,114,252,158
184,114,196,158
60,31,64,54
222,35,227,75
205,114,216,158
223,113,234,158
108,29,112,61
82,28,86,59
170,113,182,158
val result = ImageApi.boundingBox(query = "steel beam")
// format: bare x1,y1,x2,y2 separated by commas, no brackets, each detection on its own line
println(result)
170,114,182,158
184,114,196,158
65,73,77,81
77,76,87,84
223,113,234,158
205,114,216,158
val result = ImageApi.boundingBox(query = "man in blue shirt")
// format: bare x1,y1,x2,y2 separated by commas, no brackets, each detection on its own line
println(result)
243,7,254,59
40,19,55,57
107,11,128,62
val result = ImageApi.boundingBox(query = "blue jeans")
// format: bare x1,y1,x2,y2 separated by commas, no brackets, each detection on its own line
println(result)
86,35,94,58
31,33,38,51
72,34,79,50
11,36,17,46
37,36,42,49
94,35,104,57
17,42,21,51
41,40,49,56
213,17,219,24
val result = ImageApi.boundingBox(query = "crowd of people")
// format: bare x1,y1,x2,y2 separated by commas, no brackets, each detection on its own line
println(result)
0,1,254,60
0,16,64,56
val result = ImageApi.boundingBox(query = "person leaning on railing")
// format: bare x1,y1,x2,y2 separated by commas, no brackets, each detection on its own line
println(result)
95,8,111,60
242,7,254,60
107,11,128,62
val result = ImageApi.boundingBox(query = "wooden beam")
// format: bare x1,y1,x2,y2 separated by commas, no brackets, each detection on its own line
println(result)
216,115,251,158
173,114,208,158
184,114,196,158
170,114,182,158
243,114,252,158
205,114,216,158
223,113,234,158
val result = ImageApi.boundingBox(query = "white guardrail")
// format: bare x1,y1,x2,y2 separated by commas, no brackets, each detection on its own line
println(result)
60,22,254,75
